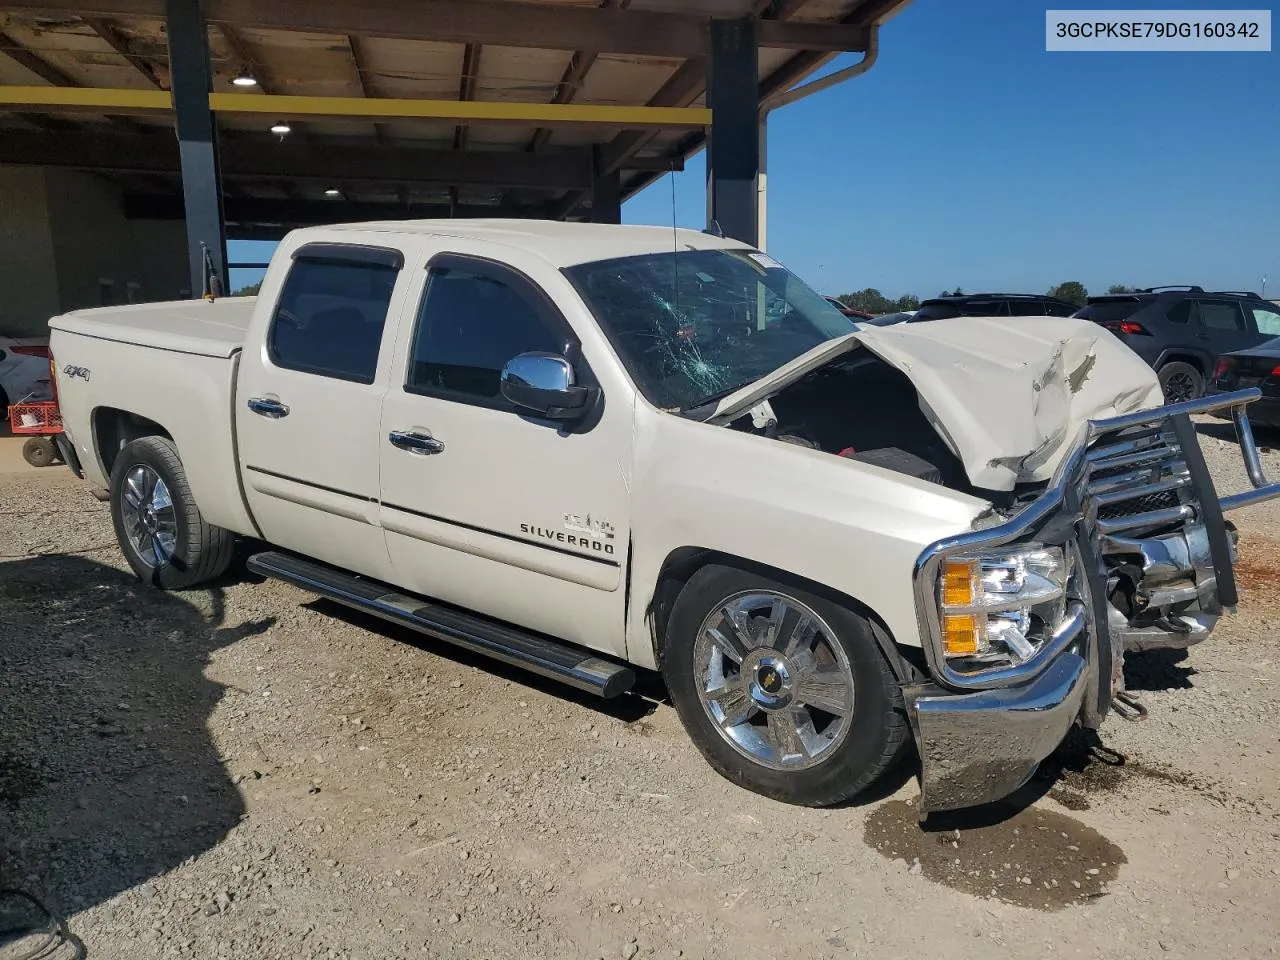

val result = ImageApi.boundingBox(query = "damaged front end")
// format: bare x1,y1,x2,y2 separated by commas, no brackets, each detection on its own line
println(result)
905,389,1280,816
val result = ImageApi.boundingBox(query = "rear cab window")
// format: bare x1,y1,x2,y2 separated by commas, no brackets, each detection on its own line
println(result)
267,243,404,383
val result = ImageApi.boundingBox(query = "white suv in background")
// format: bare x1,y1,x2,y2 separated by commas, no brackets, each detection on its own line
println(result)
0,337,52,417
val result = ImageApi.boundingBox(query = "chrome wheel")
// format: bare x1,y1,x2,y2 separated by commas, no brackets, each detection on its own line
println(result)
693,591,855,771
121,464,178,567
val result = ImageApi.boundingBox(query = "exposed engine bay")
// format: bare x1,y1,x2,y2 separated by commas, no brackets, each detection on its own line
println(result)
725,351,998,498
703,315,1168,496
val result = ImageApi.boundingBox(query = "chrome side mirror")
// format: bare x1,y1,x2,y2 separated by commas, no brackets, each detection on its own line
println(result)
500,352,591,421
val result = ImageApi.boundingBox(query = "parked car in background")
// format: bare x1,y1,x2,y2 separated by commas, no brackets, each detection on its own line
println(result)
1076,287,1280,404
0,336,52,418
863,310,915,326
909,293,1080,321
1210,337,1280,427
823,296,875,320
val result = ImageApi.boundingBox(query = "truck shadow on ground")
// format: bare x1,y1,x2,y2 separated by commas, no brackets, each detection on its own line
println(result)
306,598,918,803
0,555,272,920
304,598,661,724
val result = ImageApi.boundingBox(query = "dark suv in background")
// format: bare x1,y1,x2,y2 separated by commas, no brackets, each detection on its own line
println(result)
910,293,1081,321
1076,287,1280,403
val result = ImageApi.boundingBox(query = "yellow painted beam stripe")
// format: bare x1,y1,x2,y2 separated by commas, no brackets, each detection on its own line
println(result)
0,86,170,110
0,86,711,127
210,92,710,126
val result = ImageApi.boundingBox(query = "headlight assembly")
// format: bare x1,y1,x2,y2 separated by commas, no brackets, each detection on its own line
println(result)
937,546,1069,665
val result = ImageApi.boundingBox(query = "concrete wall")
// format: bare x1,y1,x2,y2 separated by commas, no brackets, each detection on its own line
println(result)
0,166,189,338
0,167,60,339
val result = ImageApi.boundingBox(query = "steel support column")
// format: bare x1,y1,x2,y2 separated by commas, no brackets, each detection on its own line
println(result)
590,146,622,223
165,0,226,296
706,17,759,246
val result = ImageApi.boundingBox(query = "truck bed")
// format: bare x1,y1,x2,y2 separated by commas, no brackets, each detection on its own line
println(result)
48,297,256,359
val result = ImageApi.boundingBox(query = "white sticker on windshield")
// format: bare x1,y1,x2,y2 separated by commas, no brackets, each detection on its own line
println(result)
748,252,784,270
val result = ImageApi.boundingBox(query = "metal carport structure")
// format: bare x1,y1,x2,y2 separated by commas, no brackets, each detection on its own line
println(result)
0,0,912,296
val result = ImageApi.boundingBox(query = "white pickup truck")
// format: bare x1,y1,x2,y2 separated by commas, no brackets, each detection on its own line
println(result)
46,221,1280,814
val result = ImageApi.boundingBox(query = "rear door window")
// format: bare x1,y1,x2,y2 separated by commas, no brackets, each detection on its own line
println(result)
1195,298,1258,353
1197,300,1246,331
268,248,401,383
1008,300,1045,316
1045,300,1077,317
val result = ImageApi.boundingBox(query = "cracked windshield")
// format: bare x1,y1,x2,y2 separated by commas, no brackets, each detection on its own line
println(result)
566,249,856,411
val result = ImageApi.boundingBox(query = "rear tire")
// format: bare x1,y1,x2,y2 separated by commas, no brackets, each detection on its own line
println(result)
1158,361,1203,404
662,563,908,807
109,435,234,589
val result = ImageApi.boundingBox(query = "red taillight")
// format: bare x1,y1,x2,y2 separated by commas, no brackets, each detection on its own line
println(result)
1271,365,1280,379
1213,358,1232,379
1105,320,1148,336
11,344,50,357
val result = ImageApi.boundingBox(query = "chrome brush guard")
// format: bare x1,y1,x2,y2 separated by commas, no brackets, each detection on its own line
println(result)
905,387,1280,814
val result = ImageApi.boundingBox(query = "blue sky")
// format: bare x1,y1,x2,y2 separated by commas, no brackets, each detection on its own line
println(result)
232,0,1278,299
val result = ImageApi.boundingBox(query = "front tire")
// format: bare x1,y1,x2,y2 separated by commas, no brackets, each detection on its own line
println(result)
662,564,909,807
109,436,234,589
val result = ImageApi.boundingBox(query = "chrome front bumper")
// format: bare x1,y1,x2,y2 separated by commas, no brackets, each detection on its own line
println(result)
904,616,1088,815
905,388,1280,815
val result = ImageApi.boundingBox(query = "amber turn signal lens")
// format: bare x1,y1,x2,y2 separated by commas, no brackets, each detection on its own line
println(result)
942,614,981,656
941,558,977,608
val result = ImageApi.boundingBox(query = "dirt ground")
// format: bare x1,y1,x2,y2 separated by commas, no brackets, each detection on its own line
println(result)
2,420,1280,960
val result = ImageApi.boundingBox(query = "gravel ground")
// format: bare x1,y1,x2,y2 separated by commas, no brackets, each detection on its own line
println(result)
2,418,1280,960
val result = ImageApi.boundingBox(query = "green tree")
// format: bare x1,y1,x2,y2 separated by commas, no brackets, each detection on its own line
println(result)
896,294,920,311
838,288,899,315
233,280,263,297
938,287,964,297
1107,284,1137,295
1048,281,1089,307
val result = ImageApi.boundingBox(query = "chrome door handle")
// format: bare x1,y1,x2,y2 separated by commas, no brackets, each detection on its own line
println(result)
247,397,290,419
389,430,445,455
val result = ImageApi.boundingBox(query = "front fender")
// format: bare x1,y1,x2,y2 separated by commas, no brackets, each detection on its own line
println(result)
625,409,989,670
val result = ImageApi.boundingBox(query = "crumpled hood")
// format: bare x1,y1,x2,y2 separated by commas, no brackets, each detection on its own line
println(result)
708,316,1164,491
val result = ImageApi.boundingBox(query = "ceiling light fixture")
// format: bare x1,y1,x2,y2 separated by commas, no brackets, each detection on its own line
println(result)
270,122,292,136
324,188,342,198
230,69,258,87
